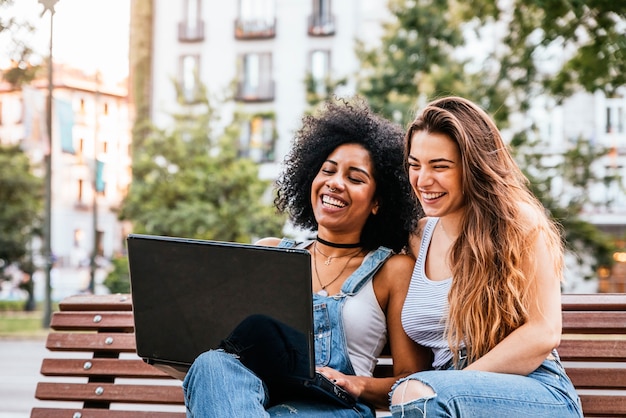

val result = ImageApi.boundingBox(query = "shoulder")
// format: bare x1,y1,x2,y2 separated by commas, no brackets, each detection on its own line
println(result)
254,237,282,247
376,252,415,289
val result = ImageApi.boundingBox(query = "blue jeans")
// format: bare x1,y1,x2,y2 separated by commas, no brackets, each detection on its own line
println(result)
389,357,583,417
183,350,373,417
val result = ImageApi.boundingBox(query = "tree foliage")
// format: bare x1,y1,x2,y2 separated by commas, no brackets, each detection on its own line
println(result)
0,144,43,275
0,0,41,87
119,92,285,243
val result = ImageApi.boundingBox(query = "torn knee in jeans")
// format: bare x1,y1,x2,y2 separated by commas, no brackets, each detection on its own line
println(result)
391,379,436,406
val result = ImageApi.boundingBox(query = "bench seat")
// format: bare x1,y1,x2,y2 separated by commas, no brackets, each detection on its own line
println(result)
31,293,626,417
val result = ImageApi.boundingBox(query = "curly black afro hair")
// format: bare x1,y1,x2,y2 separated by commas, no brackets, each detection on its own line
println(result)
274,97,420,253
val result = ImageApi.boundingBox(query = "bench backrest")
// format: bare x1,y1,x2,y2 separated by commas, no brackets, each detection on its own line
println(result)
31,293,626,417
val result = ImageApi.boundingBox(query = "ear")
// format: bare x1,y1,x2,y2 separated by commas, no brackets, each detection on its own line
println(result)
371,200,380,215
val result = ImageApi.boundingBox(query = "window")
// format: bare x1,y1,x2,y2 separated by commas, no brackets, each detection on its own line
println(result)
309,0,335,36
179,0,205,42
310,50,330,96
606,104,625,134
180,55,200,103
236,53,274,102
235,0,276,39
239,115,276,163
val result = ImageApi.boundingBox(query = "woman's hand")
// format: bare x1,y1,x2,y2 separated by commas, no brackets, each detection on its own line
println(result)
316,366,363,398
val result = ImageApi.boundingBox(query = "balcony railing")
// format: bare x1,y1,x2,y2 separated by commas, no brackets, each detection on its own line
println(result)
308,14,335,36
234,18,276,39
178,21,205,42
235,80,275,102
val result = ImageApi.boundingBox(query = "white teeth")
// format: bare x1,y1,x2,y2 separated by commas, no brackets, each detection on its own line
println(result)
322,195,346,208
422,192,445,200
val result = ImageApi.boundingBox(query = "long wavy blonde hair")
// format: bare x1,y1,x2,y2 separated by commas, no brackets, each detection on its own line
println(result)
405,96,564,365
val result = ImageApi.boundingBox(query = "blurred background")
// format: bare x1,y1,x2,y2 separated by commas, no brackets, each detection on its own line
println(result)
0,0,625,330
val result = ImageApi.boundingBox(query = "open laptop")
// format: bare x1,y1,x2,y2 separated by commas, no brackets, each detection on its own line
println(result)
126,233,356,408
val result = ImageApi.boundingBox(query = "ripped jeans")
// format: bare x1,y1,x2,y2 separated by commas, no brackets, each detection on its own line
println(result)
389,355,583,418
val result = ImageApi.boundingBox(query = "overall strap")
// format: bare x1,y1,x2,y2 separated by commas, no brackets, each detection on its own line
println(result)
340,246,393,295
277,238,313,249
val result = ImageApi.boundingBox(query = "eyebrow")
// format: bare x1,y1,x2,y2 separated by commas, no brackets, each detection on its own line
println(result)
408,155,455,164
325,159,372,179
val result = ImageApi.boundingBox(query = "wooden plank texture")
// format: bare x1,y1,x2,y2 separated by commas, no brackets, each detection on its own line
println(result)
59,294,133,311
31,408,184,418
40,358,170,378
567,367,626,389
579,393,626,417
558,339,626,362
50,311,135,332
46,332,136,353
562,311,626,334
35,382,184,404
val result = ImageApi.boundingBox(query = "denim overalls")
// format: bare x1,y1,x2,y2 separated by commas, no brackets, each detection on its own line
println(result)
183,239,393,417
278,239,392,417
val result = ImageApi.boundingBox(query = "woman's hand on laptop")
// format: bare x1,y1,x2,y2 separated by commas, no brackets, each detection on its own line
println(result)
316,366,361,398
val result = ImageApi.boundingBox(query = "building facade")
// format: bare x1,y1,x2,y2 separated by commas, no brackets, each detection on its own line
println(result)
148,0,390,181
0,64,132,299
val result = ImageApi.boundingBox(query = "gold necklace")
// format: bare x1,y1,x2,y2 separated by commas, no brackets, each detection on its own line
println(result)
313,247,361,296
439,220,457,242
314,242,362,266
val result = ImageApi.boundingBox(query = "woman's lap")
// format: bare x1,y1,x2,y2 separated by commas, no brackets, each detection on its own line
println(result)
390,360,582,418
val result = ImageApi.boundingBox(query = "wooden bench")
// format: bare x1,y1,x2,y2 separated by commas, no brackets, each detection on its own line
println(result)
31,293,626,417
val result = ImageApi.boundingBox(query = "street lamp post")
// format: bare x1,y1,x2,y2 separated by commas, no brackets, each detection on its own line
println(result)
39,0,59,328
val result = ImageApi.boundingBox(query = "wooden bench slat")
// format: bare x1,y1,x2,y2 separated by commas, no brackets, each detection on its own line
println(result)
579,393,626,416
50,312,135,332
35,382,184,404
562,311,626,333
40,358,171,378
59,294,133,311
561,293,626,311
558,339,626,362
567,367,626,389
46,332,136,352
31,408,185,418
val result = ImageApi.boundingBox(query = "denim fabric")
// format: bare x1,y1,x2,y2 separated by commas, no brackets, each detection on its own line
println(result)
389,354,583,418
182,239,392,417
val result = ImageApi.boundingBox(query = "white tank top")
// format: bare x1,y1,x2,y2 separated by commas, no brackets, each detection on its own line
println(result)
343,279,387,376
401,217,454,368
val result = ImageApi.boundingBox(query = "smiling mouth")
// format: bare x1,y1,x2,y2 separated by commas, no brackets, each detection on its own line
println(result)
322,195,346,208
421,192,446,200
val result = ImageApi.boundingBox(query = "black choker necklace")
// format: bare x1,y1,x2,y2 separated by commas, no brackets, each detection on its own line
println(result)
316,236,361,249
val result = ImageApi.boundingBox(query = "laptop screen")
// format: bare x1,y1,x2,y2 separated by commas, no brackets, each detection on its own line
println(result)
127,234,315,377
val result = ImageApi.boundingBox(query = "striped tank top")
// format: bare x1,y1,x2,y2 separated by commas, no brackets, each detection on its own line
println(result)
401,217,455,369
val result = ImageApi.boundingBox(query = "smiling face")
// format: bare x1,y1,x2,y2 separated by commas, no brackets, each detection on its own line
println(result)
311,143,378,240
407,130,465,220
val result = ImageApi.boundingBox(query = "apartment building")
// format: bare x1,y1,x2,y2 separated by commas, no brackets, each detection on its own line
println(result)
0,64,132,299
149,0,389,180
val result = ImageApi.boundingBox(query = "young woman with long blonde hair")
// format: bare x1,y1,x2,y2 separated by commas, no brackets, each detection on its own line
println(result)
390,96,583,417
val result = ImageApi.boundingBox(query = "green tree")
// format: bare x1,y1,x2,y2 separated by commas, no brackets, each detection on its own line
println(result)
103,255,130,294
0,0,41,87
0,144,43,309
119,90,285,243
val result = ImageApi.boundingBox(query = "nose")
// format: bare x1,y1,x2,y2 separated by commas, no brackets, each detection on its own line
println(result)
326,176,344,192
416,168,433,188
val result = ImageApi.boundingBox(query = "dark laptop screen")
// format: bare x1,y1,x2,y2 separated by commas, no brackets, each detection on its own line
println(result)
127,234,314,376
